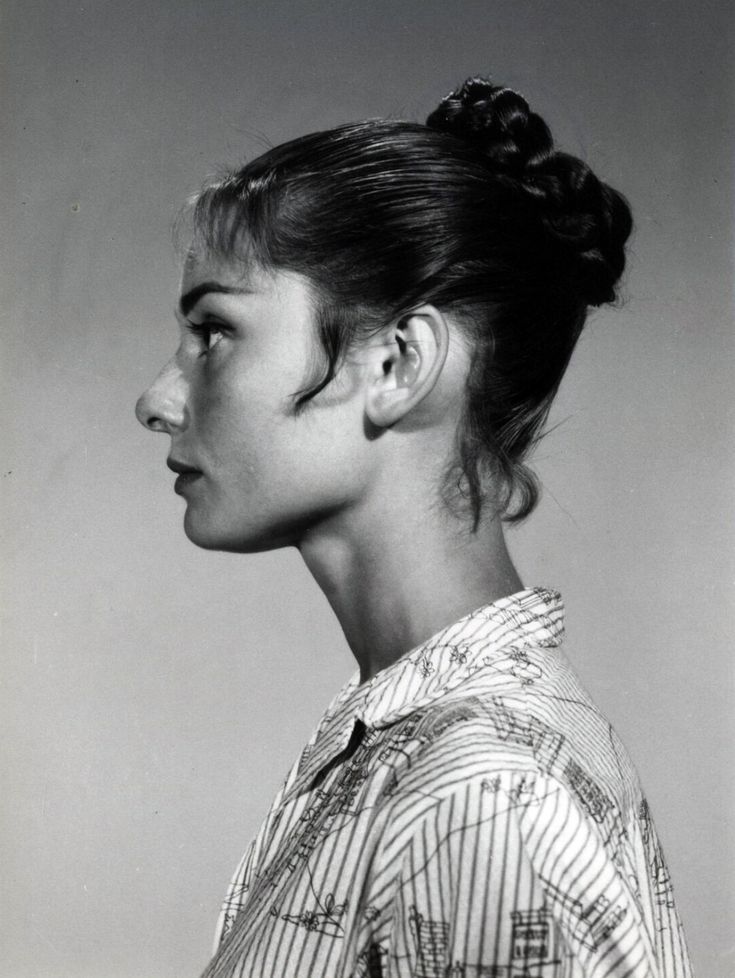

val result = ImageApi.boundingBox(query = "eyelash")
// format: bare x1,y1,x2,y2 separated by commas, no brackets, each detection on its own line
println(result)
185,321,226,355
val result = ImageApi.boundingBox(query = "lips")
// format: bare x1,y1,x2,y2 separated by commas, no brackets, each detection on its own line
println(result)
167,457,203,494
167,457,201,476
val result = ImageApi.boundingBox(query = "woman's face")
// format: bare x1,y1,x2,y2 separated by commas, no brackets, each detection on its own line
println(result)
135,253,372,552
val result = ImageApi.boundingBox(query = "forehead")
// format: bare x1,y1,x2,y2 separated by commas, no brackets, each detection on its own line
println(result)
180,249,259,296
179,251,309,312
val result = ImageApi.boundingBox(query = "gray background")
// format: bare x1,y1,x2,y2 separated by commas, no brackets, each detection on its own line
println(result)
2,1,733,976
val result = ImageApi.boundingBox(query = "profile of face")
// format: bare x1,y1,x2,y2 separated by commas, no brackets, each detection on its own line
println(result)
135,253,377,553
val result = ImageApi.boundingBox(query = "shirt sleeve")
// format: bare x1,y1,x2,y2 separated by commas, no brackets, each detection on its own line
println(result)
362,771,664,978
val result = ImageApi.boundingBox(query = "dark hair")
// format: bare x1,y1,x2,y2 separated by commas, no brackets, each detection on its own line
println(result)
185,77,632,526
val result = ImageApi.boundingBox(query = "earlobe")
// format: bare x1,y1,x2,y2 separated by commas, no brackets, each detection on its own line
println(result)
365,305,450,429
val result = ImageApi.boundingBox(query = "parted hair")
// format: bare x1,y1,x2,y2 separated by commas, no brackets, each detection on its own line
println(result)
186,77,633,525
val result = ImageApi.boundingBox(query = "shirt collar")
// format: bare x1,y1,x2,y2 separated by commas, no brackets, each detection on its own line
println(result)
288,587,564,799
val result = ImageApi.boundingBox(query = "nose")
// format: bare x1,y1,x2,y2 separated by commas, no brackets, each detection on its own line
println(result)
135,358,189,433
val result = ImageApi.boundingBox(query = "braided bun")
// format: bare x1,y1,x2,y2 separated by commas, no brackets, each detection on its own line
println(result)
426,77,554,174
427,77,632,307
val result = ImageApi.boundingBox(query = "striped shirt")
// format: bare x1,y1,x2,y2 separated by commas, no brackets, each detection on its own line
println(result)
202,588,692,978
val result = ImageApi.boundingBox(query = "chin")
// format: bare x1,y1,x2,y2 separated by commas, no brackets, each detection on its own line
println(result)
182,508,301,554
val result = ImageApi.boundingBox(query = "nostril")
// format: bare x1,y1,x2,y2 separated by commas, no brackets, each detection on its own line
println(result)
135,391,157,429
135,362,186,433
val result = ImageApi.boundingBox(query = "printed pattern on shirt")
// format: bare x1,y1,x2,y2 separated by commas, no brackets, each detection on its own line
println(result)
201,588,692,978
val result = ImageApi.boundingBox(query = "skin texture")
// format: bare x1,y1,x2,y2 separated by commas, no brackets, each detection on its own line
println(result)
137,255,377,552
136,253,523,681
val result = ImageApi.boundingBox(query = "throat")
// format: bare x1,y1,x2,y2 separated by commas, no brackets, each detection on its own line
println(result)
298,507,522,684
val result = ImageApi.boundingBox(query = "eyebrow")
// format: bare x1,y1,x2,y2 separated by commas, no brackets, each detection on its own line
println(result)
178,281,254,317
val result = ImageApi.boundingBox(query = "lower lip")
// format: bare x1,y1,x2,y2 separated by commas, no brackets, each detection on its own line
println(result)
174,471,203,494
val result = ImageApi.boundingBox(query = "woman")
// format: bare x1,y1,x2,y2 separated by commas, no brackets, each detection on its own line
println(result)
136,77,692,978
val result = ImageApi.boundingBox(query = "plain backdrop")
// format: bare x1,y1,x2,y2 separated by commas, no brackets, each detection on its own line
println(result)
2,1,733,976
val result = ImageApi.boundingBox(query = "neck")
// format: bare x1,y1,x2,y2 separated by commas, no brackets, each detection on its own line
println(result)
298,493,523,683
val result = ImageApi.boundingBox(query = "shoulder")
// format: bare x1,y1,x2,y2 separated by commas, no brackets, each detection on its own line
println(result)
381,682,642,833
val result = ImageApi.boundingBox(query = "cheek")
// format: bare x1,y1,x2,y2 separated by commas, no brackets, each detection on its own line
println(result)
191,367,251,435
192,369,294,476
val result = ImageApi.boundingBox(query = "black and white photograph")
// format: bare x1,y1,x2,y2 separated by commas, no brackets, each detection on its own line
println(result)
2,1,732,976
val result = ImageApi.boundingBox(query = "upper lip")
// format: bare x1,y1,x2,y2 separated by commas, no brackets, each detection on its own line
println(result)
167,457,201,475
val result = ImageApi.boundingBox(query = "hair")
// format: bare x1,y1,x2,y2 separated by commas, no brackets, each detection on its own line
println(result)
184,76,633,527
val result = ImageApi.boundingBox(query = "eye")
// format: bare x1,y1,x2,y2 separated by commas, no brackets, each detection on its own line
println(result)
186,320,226,355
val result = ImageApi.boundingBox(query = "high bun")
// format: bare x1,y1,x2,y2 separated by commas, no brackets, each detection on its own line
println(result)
186,75,633,525
427,77,555,174
427,77,633,308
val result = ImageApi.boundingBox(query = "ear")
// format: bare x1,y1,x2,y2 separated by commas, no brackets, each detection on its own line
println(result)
364,305,450,428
